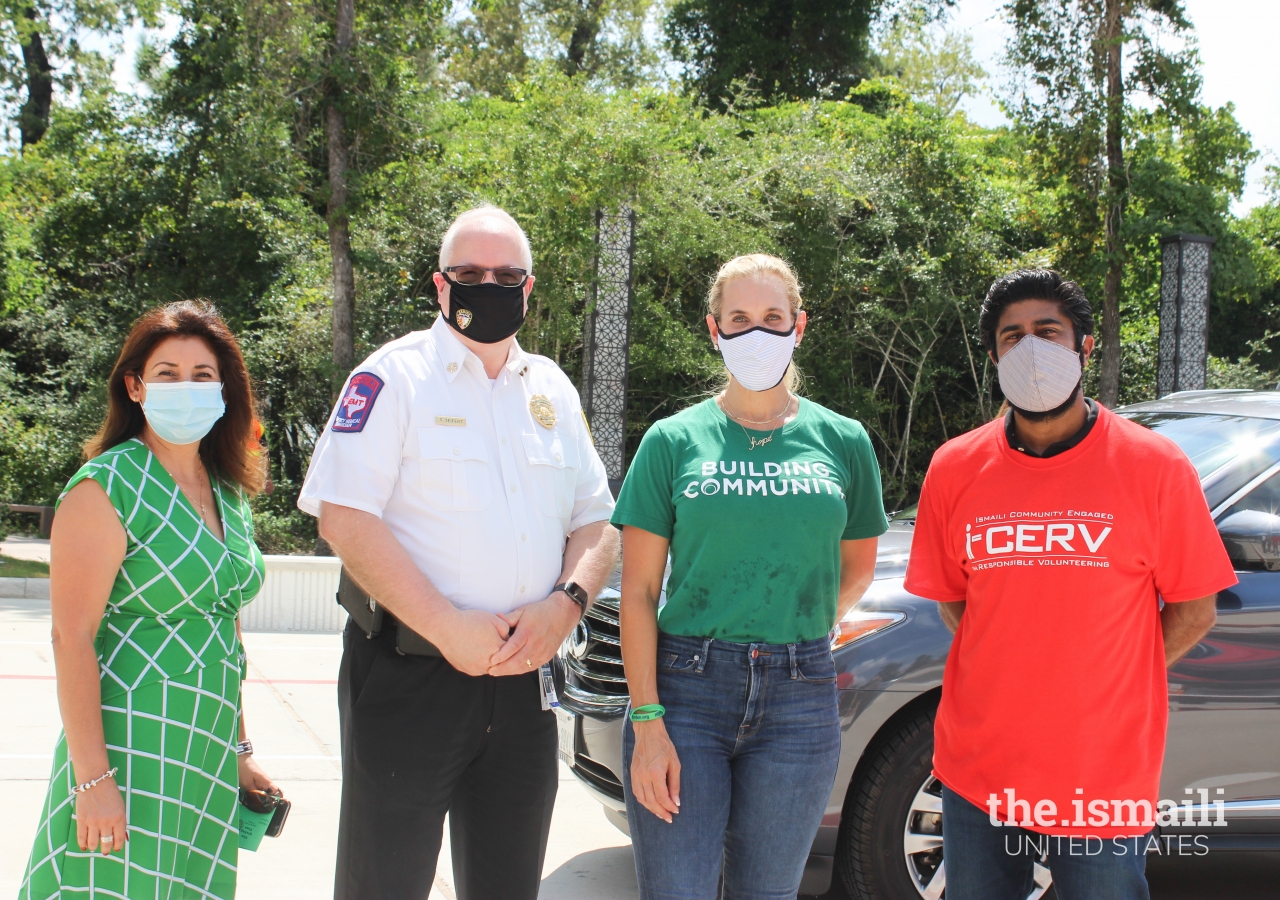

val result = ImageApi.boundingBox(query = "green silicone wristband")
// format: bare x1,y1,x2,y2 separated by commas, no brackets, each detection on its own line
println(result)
629,704,666,722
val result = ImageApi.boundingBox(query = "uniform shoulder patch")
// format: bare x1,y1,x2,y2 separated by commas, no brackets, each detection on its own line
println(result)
332,372,385,433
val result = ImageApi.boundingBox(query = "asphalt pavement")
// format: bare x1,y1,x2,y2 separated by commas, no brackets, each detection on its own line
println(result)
2,584,1277,899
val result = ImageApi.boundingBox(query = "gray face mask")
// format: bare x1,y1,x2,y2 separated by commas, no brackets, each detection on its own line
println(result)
997,335,1082,412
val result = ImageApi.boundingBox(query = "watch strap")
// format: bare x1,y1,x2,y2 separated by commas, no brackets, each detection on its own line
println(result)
553,581,589,618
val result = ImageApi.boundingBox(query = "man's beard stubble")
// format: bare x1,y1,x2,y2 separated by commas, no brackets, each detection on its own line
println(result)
1008,381,1083,423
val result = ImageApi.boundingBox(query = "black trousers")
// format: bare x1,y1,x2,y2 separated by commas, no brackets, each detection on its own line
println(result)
334,620,559,900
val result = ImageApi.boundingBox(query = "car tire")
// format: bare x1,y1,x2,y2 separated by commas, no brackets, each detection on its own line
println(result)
835,706,1052,900
836,707,942,900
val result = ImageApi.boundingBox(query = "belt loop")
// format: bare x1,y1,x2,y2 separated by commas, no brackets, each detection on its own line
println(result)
788,643,798,680
696,638,711,674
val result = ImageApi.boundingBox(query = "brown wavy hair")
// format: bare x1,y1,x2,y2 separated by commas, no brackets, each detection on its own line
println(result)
86,301,266,495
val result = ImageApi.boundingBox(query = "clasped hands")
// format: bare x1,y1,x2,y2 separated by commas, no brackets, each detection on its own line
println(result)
435,592,580,677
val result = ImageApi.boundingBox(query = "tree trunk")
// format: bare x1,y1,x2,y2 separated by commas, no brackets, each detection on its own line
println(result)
328,0,356,379
565,0,606,75
1099,0,1127,407
17,6,53,149
315,0,355,559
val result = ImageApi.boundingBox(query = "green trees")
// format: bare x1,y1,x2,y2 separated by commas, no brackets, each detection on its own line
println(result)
446,0,660,96
0,73,1037,520
666,0,878,105
1005,0,1206,407
0,0,162,146
0,0,1277,542
873,8,985,115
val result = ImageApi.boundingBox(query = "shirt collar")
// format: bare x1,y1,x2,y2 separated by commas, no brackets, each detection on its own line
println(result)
1005,398,1098,458
430,315,530,383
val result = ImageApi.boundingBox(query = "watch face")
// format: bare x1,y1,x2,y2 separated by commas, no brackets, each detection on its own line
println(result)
558,582,586,608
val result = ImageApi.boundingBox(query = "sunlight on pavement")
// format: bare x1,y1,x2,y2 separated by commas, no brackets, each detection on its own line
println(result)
0,597,636,899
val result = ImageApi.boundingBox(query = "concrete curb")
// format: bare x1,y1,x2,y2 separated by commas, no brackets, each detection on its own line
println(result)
243,555,344,633
0,577,50,599
0,556,346,633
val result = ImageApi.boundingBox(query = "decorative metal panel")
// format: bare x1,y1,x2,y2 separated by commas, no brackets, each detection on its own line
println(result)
1157,235,1214,398
582,208,636,489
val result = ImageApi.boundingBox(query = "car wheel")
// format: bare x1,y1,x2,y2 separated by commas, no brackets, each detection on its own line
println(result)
835,708,1053,900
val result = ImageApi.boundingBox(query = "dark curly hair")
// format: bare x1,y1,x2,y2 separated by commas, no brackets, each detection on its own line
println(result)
979,269,1094,354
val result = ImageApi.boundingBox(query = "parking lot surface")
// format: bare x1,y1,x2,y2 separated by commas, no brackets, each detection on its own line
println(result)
2,592,1276,898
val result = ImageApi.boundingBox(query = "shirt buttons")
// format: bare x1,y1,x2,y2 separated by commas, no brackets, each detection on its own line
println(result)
446,362,458,373
554,454,562,462
520,586,527,593
520,534,527,541
510,485,517,493
453,448,460,455
501,438,508,445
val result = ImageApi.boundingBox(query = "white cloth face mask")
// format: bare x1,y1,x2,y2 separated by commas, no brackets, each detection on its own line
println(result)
997,334,1083,412
716,324,797,392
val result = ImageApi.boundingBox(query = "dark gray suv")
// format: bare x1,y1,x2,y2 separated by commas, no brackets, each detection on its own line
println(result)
554,389,1280,899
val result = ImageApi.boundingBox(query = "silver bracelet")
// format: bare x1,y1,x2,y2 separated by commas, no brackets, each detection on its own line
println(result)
236,740,253,757
71,766,118,795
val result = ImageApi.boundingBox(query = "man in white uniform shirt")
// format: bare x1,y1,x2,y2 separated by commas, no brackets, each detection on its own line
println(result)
299,205,619,900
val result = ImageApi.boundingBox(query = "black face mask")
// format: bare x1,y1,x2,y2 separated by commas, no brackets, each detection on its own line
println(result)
441,273,527,344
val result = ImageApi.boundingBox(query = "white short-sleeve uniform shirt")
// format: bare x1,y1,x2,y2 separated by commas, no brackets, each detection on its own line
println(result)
298,316,615,615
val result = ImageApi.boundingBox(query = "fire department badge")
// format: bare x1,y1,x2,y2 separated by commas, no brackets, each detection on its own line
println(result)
529,395,556,429
456,309,473,330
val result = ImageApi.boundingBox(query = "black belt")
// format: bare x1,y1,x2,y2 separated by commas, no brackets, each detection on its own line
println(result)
336,567,442,657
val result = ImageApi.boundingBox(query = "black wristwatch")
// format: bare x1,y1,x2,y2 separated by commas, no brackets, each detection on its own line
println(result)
553,581,590,619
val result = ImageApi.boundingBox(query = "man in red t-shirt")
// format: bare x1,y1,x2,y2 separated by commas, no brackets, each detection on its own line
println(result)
904,269,1236,900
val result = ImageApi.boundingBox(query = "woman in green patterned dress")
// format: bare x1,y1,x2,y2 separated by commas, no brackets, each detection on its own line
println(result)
20,301,278,899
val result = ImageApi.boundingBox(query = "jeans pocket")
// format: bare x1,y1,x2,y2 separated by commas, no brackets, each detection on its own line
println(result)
795,654,837,684
659,651,699,673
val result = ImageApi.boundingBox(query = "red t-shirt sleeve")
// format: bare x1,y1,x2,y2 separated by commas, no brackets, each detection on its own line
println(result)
1154,450,1238,602
904,464,968,602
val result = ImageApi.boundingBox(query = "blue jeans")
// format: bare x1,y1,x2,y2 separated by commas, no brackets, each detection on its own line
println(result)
623,634,842,900
942,786,1151,900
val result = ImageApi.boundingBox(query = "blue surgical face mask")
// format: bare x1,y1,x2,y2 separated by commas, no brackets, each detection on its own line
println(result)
141,381,226,445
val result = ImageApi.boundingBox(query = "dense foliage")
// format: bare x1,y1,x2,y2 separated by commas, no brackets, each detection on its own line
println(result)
666,0,877,105
1,1,1277,550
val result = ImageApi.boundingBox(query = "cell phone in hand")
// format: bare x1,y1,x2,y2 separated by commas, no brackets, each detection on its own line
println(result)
239,788,291,838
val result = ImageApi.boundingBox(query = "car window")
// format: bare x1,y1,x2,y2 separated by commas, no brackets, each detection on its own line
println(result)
1216,467,1280,571
1120,413,1280,478
1120,412,1280,510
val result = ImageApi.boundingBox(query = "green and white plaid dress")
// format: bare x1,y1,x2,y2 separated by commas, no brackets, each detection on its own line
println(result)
20,438,265,900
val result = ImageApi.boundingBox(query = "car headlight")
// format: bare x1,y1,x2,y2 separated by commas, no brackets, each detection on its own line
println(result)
831,609,906,651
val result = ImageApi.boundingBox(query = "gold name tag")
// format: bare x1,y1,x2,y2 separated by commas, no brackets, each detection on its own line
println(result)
435,415,466,427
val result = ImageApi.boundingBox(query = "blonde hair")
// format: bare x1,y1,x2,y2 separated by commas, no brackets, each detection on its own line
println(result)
707,253,804,393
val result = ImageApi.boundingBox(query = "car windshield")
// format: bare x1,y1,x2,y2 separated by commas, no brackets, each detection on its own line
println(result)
1119,412,1280,478
1119,412,1280,511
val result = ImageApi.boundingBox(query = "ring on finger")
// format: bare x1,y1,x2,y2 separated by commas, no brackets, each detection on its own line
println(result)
101,836,114,844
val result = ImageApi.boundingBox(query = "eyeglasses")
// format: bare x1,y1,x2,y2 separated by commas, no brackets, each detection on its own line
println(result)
443,265,529,287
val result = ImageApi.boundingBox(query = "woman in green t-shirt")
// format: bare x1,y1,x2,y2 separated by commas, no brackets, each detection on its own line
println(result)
612,254,888,898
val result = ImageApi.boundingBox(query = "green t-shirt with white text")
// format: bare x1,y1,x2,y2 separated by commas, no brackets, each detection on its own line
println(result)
611,398,888,644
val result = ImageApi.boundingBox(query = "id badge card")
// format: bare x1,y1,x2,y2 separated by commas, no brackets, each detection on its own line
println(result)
538,663,560,711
